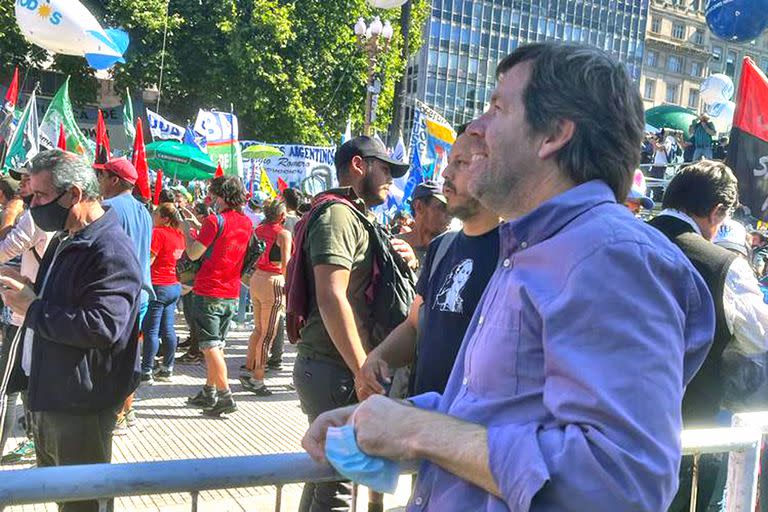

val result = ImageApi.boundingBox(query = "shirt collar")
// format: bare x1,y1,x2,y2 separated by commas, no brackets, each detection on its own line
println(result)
500,180,616,252
658,209,702,236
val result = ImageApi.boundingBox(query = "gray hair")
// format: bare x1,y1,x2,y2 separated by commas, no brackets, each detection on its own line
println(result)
496,43,644,202
27,149,100,200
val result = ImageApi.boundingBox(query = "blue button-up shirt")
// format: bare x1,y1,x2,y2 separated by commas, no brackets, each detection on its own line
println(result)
407,181,714,512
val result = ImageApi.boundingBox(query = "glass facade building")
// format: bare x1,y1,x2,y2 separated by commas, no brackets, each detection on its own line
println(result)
405,0,650,129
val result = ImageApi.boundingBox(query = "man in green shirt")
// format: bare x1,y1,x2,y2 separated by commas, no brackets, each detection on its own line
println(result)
293,136,411,512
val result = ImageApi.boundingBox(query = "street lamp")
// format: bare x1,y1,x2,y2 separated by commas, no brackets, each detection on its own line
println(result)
355,16,394,136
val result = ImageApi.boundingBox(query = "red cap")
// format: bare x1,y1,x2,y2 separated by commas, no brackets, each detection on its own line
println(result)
100,157,138,185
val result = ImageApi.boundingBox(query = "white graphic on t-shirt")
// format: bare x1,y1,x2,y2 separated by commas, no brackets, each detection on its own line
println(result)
434,259,473,313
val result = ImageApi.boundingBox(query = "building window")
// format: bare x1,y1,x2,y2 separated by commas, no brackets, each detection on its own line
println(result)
666,82,679,103
690,61,703,77
711,46,723,71
761,57,768,73
667,55,683,73
692,28,704,45
651,17,661,33
688,88,700,109
726,50,737,76
645,49,658,67
644,78,656,100
672,22,685,40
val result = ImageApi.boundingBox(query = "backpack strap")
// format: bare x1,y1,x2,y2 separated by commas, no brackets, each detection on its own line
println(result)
202,213,225,261
428,230,460,283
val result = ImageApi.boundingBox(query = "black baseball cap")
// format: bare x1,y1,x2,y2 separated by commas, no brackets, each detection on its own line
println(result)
411,180,446,204
334,136,410,179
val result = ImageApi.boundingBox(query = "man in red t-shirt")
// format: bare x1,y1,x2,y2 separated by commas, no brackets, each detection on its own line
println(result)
181,176,252,416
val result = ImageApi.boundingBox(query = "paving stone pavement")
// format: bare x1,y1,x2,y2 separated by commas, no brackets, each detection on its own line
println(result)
0,320,412,511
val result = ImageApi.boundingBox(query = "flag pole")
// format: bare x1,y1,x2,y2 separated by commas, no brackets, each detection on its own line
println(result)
156,0,171,113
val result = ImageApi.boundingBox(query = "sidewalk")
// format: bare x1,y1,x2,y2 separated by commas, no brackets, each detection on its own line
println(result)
0,321,412,511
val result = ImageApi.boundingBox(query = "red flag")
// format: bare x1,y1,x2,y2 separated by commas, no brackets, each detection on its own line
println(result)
94,110,111,166
277,177,289,193
727,57,768,218
153,170,163,206
132,118,151,200
214,162,224,178
4,67,19,110
57,123,67,150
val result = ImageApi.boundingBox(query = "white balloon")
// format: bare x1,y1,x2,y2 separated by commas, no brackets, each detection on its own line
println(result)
366,0,408,8
700,73,736,104
707,101,736,133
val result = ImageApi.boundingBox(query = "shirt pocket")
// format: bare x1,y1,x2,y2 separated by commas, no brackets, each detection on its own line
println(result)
467,306,522,397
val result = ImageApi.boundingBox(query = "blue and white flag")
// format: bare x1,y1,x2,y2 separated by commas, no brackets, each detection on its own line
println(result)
146,108,183,141
183,125,207,153
341,119,352,144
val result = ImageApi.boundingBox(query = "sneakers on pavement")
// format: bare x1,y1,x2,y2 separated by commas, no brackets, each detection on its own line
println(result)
177,351,203,364
240,375,272,396
202,394,237,417
140,372,154,385
154,367,173,382
1,439,35,464
113,415,129,436
188,388,216,408
125,408,137,428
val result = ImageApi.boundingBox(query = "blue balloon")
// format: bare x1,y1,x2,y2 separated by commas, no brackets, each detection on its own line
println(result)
707,0,768,42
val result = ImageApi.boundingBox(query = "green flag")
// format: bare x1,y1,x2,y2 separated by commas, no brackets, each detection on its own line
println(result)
39,77,93,160
123,88,135,146
4,91,39,171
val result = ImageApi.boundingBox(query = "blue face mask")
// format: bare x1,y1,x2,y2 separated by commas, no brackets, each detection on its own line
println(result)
325,425,401,494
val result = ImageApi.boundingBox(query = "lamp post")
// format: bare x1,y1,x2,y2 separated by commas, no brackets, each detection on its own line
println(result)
354,16,394,136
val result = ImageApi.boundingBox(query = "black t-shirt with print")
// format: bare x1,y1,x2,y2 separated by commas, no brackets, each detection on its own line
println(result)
412,226,500,396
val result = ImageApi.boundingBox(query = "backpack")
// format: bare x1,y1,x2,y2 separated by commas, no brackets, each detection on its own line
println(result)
343,205,417,344
240,231,267,286
176,214,224,286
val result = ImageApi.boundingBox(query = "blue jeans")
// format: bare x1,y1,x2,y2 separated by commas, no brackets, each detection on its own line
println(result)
692,147,713,161
141,284,182,374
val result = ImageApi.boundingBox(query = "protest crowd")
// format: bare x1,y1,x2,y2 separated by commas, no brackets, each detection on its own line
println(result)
3,39,768,512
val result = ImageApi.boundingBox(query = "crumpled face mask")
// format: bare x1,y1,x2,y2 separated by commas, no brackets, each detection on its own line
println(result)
325,424,401,494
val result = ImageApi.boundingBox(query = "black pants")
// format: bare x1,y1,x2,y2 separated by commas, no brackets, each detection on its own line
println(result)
667,453,727,512
293,355,357,512
31,407,120,512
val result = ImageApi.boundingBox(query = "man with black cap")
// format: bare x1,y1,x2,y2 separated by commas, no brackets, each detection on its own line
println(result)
96,157,152,433
396,180,450,268
288,135,412,512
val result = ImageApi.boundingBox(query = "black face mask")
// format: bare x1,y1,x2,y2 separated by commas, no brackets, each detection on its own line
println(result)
30,191,71,232
21,195,32,207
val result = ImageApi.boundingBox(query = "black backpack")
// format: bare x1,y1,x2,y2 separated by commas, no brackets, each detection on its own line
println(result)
240,231,267,286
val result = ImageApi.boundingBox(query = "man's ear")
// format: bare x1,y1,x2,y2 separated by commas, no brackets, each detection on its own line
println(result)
537,119,575,160
348,155,366,179
69,186,85,205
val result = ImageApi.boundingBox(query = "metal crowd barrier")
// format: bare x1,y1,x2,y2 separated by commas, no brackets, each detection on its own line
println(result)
0,418,764,512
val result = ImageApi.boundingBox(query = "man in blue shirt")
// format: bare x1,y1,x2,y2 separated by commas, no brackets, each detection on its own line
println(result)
303,43,715,511
356,129,500,400
97,157,152,433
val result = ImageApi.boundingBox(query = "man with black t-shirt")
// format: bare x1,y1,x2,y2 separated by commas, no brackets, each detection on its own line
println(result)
357,129,500,399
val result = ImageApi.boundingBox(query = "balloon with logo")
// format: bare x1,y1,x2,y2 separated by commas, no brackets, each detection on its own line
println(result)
707,101,736,133
15,0,129,70
706,0,768,42
366,0,408,8
699,73,735,104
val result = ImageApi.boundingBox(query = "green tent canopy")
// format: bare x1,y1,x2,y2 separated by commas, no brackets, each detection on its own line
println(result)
644,105,698,137
145,140,216,181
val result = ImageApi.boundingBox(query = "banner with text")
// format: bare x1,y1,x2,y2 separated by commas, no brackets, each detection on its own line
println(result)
241,141,337,196
146,109,184,142
194,110,243,177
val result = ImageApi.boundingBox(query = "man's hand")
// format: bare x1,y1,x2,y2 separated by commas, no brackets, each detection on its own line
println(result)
356,352,390,401
351,395,418,461
390,237,418,270
302,404,359,463
0,266,31,286
0,276,35,316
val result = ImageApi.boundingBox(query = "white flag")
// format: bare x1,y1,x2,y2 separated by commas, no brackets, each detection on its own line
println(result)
146,109,183,141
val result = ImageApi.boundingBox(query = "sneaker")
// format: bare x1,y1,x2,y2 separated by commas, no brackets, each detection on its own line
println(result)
187,389,216,408
140,372,154,384
154,368,173,382
177,352,203,364
125,408,137,427
240,376,272,396
266,361,282,371
113,415,129,436
1,439,35,464
177,337,191,349
202,395,237,416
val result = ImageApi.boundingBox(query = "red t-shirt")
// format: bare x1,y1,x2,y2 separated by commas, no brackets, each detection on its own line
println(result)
150,226,186,286
193,209,252,299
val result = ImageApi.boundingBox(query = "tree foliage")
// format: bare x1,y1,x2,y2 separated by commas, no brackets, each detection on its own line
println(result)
0,0,429,145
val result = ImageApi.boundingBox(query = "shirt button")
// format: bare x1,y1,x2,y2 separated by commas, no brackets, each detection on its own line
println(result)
462,377,468,386
502,258,511,268
478,315,484,325
415,497,423,505
521,241,528,249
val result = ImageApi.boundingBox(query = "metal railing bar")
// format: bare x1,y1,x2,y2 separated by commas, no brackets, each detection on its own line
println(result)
274,485,282,512
190,490,198,512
